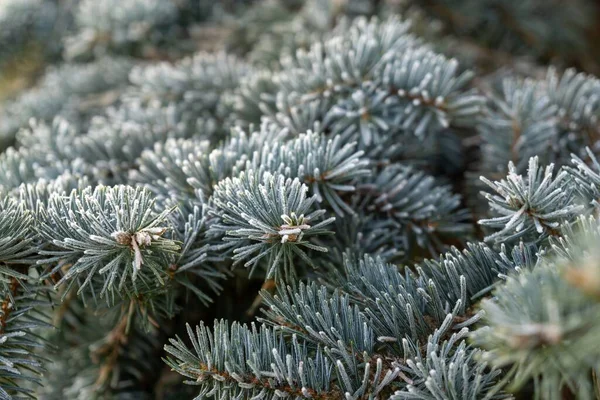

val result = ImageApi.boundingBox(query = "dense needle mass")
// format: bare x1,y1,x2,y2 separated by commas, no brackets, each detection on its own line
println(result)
0,0,599,398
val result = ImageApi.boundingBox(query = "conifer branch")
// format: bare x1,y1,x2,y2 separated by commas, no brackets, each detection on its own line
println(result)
210,170,335,279
479,157,583,244
38,185,180,306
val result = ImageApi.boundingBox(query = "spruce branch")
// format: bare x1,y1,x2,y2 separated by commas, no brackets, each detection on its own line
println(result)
165,319,413,400
64,0,179,59
0,197,52,399
164,321,342,400
275,16,419,109
17,172,91,218
0,279,52,400
165,193,229,306
379,47,482,136
256,131,371,215
124,51,251,142
15,118,78,168
262,16,483,147
129,138,211,203
358,163,472,256
546,68,600,151
258,282,417,396
228,70,279,128
260,282,375,355
166,249,513,399
182,123,287,197
477,77,557,174
322,250,498,345
479,156,582,244
314,213,407,266
210,170,335,279
0,58,132,141
472,219,600,398
0,147,40,190
127,52,249,107
72,107,193,185
38,185,180,306
391,315,508,400
568,147,600,211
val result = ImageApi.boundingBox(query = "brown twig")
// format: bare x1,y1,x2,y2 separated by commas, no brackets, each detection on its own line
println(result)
0,277,21,334
92,300,135,388
246,279,277,317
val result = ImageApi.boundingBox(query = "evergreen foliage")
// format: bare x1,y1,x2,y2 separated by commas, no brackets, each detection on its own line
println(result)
0,0,599,398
